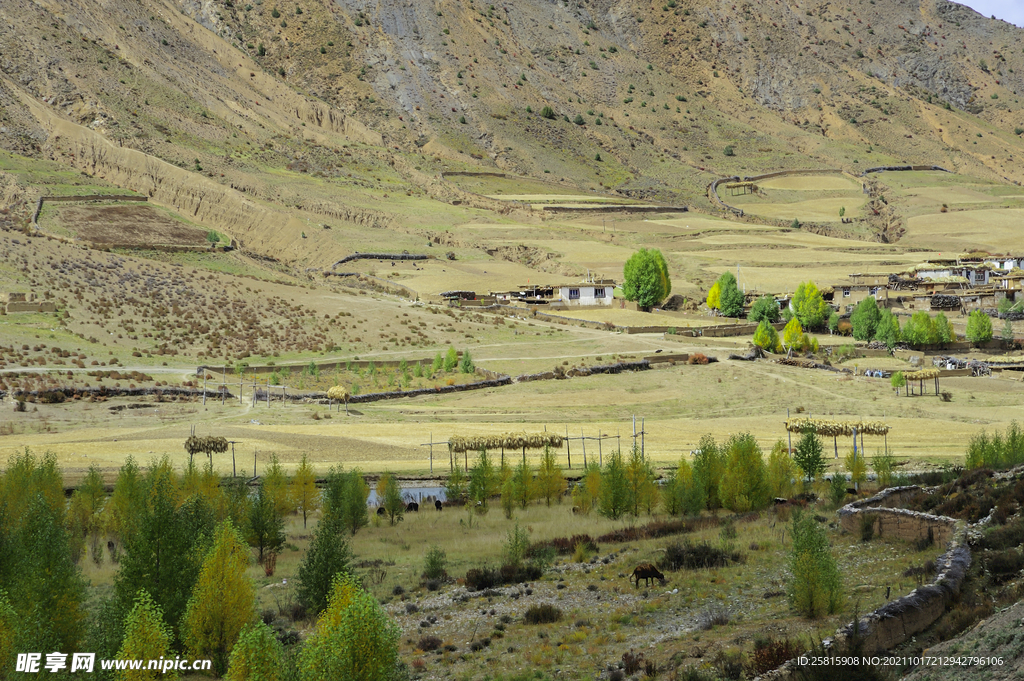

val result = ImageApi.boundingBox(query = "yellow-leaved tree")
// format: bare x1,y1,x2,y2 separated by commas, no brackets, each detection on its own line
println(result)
263,454,295,518
706,282,721,310
298,574,401,681
226,620,284,681
782,317,804,350
767,440,796,499
115,591,176,681
183,522,257,676
571,461,602,514
290,453,321,528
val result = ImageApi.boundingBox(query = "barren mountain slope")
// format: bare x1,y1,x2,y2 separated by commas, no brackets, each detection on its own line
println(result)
2,0,1024,264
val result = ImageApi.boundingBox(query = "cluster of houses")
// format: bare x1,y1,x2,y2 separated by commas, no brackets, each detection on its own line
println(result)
840,255,1024,315
441,277,618,308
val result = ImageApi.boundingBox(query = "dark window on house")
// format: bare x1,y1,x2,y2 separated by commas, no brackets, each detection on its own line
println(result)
843,289,851,297
594,287,605,298
569,288,580,299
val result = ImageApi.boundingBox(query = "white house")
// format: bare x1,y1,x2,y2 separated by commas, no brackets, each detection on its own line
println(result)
556,279,615,306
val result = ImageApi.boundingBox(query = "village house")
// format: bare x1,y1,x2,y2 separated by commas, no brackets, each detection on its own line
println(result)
555,279,616,306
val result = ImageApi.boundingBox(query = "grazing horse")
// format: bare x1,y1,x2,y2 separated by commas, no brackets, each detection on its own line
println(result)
406,501,419,512
376,506,386,516
435,499,443,511
629,563,665,588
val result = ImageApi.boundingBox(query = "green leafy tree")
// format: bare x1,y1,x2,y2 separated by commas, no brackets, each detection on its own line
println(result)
789,511,843,617
459,349,474,373
116,457,213,646
116,591,177,681
792,281,831,330
902,311,938,347
468,451,499,512
782,317,804,350
183,522,257,676
874,309,901,350
872,450,896,488
793,430,826,483
719,433,770,512
226,620,285,681
1002,318,1014,342
571,462,602,515
535,447,566,506
622,248,672,311
850,297,881,340
298,574,401,681
506,460,534,511
297,511,352,616
323,468,369,536
966,309,994,345
845,448,867,488
291,454,320,528
431,352,443,373
103,455,145,545
247,481,285,565
714,271,745,317
661,457,702,516
767,440,796,499
263,454,295,517
752,319,781,353
598,450,630,519
749,295,780,323
0,590,14,676
68,464,107,562
692,434,724,510
891,370,906,395
443,461,468,504
443,346,459,372
9,493,88,656
380,473,405,525
934,312,955,346
624,445,659,516
829,311,842,334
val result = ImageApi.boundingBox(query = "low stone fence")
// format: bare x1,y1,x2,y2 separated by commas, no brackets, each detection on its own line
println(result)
761,485,971,678
514,360,651,383
330,253,429,268
259,376,513,404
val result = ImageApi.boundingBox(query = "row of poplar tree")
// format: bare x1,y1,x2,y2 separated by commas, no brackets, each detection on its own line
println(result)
442,431,837,522
0,449,401,680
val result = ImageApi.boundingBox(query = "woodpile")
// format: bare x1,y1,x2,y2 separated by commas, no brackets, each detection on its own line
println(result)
448,432,564,453
785,418,890,436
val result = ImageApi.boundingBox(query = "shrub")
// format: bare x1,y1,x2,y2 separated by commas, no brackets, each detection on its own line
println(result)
697,605,730,630
464,564,542,590
417,635,442,652
622,649,645,675
985,550,1024,583
750,637,800,675
723,145,735,156
523,604,562,624
540,106,556,119
422,546,447,581
661,540,740,570
827,473,848,507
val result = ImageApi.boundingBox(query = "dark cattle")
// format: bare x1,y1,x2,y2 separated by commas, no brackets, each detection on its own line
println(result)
407,501,419,512
435,499,443,511
629,563,665,588
376,506,386,516
571,506,581,515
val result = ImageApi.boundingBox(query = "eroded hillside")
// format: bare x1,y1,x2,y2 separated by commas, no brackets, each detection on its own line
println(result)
2,0,1024,266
